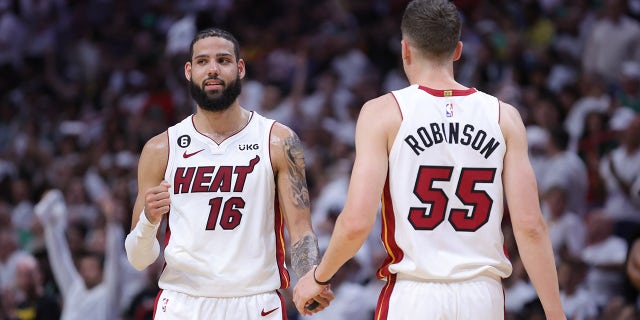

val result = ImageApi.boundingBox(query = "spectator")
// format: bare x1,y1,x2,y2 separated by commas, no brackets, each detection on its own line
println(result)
541,185,587,262
526,125,550,185
582,0,640,84
0,226,30,292
539,127,589,216
564,73,611,152
599,115,640,240
11,254,61,320
1,0,640,317
581,208,628,310
34,190,122,320
557,258,598,320
577,110,617,208
0,0,26,68
503,256,537,316
616,61,640,113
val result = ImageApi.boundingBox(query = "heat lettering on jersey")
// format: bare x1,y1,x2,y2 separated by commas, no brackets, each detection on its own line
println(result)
173,155,260,193
404,122,500,159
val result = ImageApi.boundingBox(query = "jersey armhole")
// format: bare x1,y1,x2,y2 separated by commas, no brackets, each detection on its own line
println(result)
497,98,502,124
390,92,403,121
267,120,277,179
163,129,173,182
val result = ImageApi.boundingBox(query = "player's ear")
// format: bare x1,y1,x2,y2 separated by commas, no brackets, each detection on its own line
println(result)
453,41,463,62
184,61,192,81
237,59,246,79
401,39,411,65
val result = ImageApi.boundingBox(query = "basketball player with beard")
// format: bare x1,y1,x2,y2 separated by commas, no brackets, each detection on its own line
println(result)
124,28,333,319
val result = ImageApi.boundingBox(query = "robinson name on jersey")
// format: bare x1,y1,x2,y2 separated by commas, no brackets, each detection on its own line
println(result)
404,121,501,159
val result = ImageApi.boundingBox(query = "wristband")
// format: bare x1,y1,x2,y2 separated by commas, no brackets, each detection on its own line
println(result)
313,266,331,286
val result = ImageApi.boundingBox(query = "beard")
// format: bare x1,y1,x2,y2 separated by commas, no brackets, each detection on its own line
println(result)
189,74,242,112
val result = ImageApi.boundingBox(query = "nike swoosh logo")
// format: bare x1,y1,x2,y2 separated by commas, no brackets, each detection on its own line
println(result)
183,149,204,158
261,307,279,316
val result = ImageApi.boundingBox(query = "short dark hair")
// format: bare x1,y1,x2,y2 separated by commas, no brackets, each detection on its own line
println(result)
189,28,240,62
401,0,461,58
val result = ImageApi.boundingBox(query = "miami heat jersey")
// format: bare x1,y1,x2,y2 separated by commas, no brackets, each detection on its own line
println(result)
159,112,289,297
379,84,512,281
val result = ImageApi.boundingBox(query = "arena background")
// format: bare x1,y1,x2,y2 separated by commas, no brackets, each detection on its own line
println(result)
1,0,640,319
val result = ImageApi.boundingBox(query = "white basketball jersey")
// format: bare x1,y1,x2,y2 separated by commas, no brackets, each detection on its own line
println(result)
379,84,512,281
160,112,289,297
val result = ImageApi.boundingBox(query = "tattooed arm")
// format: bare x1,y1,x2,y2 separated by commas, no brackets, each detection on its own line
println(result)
291,234,320,278
270,122,319,277
270,122,333,313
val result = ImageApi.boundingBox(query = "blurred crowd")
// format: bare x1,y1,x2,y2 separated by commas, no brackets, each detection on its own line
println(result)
1,0,640,319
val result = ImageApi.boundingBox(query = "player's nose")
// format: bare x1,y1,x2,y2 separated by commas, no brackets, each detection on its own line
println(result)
207,62,220,76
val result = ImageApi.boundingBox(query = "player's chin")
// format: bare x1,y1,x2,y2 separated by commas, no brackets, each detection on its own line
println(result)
205,90,223,97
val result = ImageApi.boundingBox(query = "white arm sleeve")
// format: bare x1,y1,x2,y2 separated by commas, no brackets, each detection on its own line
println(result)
124,211,161,270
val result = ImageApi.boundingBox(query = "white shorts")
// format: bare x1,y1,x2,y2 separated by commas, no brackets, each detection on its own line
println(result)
153,289,287,320
375,275,505,320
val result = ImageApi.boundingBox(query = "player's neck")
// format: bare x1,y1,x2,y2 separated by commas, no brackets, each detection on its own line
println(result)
194,103,251,143
407,63,465,91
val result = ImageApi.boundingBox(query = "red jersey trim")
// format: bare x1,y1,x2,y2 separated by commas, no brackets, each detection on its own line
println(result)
163,215,171,247
374,273,396,320
189,111,255,146
418,86,477,97
377,176,404,279
276,291,289,320
268,121,276,177
164,129,170,178
274,194,290,289
268,120,289,288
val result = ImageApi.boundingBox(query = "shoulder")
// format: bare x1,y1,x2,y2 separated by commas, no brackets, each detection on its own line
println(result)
270,121,297,142
140,131,169,159
137,131,169,182
356,93,402,142
498,101,523,123
498,101,526,141
343,93,402,153
269,122,303,169
361,92,398,113
358,93,401,127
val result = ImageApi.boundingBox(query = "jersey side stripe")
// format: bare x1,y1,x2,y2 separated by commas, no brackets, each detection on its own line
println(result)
377,176,404,279
274,196,290,289
276,290,289,320
374,273,396,320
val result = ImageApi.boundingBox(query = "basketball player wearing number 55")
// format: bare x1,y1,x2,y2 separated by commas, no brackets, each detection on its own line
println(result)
124,28,333,319
293,1,565,319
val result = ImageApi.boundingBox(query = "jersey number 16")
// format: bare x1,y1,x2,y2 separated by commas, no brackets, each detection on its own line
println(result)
206,197,244,230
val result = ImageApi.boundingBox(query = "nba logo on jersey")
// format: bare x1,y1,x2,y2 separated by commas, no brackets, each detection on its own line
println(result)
445,102,454,117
